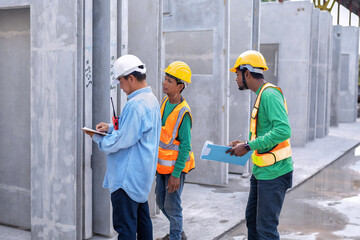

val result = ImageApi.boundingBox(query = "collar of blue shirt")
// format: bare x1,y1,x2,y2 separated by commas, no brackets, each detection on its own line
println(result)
127,86,152,100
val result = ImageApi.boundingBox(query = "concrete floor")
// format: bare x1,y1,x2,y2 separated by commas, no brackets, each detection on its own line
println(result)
218,144,360,240
2,120,360,239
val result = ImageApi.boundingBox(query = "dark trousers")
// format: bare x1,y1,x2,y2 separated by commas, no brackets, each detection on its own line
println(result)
245,171,293,240
111,188,153,240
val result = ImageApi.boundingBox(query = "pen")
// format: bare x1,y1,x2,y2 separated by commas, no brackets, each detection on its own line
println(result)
234,134,242,142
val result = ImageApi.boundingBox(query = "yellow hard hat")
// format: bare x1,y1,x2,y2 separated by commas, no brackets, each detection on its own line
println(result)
164,61,192,84
230,50,268,73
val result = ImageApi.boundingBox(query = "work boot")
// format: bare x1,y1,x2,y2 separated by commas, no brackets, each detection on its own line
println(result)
156,234,169,240
156,232,187,240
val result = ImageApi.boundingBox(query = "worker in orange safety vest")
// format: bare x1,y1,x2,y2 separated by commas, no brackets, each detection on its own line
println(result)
155,61,195,240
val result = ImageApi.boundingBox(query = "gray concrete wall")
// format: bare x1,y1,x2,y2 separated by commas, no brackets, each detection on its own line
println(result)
163,0,229,185
128,0,162,98
308,8,320,141
316,11,332,138
83,0,93,238
228,0,256,174
29,0,84,239
324,14,333,136
330,25,342,127
339,26,359,123
128,0,162,217
0,7,30,229
261,1,313,147
92,0,115,237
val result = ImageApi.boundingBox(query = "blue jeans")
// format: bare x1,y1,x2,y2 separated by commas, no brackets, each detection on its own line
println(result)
155,173,186,240
246,171,293,240
111,188,153,240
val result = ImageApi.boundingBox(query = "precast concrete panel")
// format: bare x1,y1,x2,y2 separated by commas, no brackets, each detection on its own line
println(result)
316,11,331,138
324,14,333,136
92,0,115,236
29,1,84,238
0,8,30,229
228,0,255,174
128,0,161,216
339,26,359,123
261,2,313,147
330,25,342,127
163,0,229,185
128,0,161,98
308,8,320,141
83,0,93,237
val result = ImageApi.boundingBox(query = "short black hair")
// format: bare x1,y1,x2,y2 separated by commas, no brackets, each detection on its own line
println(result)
124,71,146,81
249,72,264,79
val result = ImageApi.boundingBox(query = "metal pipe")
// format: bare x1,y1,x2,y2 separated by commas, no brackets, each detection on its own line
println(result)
349,0,352,25
337,0,340,25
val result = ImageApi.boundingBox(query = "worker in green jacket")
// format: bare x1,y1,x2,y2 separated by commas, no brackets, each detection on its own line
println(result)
226,50,293,240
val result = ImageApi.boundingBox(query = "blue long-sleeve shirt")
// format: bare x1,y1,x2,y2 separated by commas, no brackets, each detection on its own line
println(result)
93,87,161,203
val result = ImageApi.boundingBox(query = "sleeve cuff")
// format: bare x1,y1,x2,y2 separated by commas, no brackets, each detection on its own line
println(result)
248,141,256,151
92,134,102,144
171,168,182,178
108,124,114,133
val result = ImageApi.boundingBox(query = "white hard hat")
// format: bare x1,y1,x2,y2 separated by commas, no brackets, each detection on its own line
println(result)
111,54,146,85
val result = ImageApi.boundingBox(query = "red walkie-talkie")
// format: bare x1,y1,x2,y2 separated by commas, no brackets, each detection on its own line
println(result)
111,97,119,130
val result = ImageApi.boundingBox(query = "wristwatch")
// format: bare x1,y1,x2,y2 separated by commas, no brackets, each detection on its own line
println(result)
244,141,251,151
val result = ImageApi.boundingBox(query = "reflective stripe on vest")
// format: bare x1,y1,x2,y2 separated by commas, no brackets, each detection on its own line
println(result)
157,96,195,174
158,152,194,167
250,83,292,167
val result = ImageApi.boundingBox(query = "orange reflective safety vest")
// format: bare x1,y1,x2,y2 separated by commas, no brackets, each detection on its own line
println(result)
157,96,195,174
250,83,292,167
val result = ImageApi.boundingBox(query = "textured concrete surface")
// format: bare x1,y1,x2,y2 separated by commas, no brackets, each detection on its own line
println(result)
163,0,230,185
2,120,360,240
261,1,317,147
152,119,360,240
339,27,359,123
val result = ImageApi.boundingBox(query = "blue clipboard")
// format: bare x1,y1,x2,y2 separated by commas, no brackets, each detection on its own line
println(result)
200,141,252,166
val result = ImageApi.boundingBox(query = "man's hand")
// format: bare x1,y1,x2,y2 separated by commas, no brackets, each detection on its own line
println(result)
226,142,248,157
167,175,180,193
96,122,109,132
84,130,95,138
228,140,245,147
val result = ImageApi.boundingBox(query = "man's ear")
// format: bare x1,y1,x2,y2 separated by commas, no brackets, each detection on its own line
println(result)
129,75,136,83
177,83,185,92
245,70,251,79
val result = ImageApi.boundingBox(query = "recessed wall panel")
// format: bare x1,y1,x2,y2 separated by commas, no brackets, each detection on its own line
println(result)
0,8,30,229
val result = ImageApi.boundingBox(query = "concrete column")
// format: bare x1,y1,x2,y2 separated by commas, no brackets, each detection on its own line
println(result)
308,8,320,141
252,0,260,51
84,0,93,238
109,0,118,119
30,0,84,239
330,25,342,127
261,1,313,147
128,0,162,216
339,26,359,123
316,11,332,138
228,0,256,174
324,14,333,136
92,0,115,236
117,0,128,112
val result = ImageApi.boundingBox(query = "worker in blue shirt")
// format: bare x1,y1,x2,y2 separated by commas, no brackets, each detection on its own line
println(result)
84,54,161,240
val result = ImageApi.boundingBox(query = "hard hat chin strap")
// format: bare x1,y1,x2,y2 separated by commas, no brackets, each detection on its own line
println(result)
242,69,249,90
